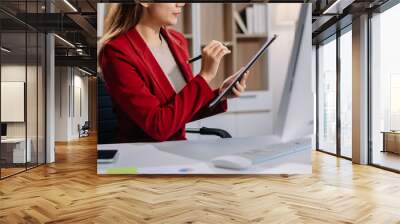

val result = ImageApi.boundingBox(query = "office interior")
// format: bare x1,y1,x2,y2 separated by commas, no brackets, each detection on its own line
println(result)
0,0,97,179
0,0,400,222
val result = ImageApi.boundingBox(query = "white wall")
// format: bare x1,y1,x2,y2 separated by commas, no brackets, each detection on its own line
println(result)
55,66,69,141
54,67,89,141
1,65,34,137
72,73,89,138
1,63,46,163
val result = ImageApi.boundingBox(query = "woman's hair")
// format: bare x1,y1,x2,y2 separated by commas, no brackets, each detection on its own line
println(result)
97,2,144,63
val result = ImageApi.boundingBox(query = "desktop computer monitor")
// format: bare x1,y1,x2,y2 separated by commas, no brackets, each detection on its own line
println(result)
274,5,313,142
1,123,7,138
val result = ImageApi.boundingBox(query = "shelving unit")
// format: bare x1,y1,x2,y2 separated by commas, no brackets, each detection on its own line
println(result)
172,4,201,76
176,3,272,140
173,3,269,91
173,4,193,47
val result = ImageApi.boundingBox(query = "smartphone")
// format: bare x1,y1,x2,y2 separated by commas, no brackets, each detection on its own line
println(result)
97,149,119,163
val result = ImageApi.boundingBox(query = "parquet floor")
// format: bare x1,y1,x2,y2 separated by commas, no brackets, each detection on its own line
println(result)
1,134,400,224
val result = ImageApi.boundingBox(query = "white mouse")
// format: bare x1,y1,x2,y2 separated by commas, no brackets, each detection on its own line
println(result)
211,155,253,170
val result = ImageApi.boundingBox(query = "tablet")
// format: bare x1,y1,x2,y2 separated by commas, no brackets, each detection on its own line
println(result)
208,34,278,109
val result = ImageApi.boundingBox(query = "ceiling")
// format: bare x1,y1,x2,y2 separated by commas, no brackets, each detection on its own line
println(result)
0,0,97,72
311,0,390,43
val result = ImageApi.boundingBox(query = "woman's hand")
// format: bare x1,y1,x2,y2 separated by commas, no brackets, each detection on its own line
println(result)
218,69,250,100
199,40,231,84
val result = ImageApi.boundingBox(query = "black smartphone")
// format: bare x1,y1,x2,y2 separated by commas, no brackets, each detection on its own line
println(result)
97,149,119,163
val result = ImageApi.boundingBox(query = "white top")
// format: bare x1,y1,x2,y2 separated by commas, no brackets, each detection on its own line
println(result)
148,35,187,93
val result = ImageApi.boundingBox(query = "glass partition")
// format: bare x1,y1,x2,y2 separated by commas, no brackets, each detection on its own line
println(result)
317,36,337,155
370,3,400,171
1,26,28,178
0,0,46,179
339,28,352,158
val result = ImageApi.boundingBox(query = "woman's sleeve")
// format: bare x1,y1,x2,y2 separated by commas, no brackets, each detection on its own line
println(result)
189,90,228,122
100,43,217,141
175,31,228,122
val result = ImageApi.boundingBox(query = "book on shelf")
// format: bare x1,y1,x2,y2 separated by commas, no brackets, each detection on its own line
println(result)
254,4,267,34
236,4,267,35
246,6,254,34
234,11,248,34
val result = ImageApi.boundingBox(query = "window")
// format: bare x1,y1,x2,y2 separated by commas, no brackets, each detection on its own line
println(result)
0,1,47,179
339,28,352,158
370,2,400,171
317,36,337,155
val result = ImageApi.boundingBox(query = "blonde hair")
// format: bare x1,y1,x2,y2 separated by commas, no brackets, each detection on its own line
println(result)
97,2,144,64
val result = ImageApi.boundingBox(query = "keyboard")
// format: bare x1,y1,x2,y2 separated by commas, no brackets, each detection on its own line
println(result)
231,139,310,165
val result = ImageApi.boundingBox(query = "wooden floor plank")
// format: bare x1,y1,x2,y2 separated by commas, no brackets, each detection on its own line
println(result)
1,134,400,223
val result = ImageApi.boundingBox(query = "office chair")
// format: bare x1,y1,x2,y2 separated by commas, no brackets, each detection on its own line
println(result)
97,78,231,144
186,127,232,138
98,78,119,144
78,121,90,138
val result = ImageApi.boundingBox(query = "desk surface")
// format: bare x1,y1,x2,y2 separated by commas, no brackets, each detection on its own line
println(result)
1,138,27,143
97,135,312,174
381,131,400,134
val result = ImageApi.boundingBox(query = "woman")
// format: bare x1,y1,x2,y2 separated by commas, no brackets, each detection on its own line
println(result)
98,2,249,142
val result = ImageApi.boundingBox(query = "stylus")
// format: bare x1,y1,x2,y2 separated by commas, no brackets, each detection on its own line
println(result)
187,42,231,64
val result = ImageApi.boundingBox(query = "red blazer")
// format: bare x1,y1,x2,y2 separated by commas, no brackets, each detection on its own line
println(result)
99,26,228,142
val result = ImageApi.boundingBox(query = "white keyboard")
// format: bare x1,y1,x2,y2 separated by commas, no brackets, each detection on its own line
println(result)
231,139,310,164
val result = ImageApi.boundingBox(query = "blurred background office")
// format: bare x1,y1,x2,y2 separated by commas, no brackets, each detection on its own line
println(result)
0,0,97,179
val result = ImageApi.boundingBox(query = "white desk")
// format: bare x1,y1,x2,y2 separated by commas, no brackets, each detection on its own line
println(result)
1,138,31,163
97,135,312,174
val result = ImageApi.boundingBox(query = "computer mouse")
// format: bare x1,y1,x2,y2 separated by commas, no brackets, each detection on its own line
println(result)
211,155,253,170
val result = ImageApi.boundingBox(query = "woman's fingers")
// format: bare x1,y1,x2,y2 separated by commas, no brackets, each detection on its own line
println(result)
216,47,231,60
220,70,248,98
208,42,221,54
203,40,219,53
235,81,245,93
231,86,241,97
226,76,236,85
207,41,226,55
226,70,242,82
228,82,244,98
221,74,237,90
208,40,219,48
240,71,249,85
213,43,230,58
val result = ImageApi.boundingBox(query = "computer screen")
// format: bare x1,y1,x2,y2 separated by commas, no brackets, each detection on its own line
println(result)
274,5,314,142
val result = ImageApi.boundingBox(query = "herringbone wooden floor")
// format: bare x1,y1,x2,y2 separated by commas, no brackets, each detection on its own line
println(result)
1,134,400,224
